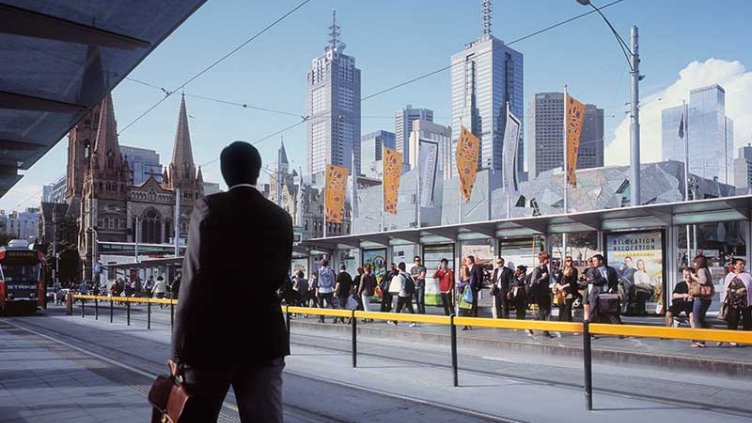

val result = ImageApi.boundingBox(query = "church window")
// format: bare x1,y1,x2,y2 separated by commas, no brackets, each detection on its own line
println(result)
304,220,309,231
141,209,163,244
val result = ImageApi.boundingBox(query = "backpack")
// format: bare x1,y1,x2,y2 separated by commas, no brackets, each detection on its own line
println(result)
402,273,416,295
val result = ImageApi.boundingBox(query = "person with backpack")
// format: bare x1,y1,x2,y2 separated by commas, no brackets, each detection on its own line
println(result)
316,259,336,323
389,262,416,327
380,263,398,312
292,271,309,307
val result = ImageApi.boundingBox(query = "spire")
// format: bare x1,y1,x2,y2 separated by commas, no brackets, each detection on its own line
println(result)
92,92,121,172
169,94,196,184
196,166,203,183
279,138,289,166
482,0,492,38
328,9,340,50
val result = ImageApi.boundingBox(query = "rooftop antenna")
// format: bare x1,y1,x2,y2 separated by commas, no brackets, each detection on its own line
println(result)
328,9,340,50
482,0,492,38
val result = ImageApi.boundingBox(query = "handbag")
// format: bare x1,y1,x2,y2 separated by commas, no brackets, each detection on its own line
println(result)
462,286,474,304
718,301,729,321
597,292,620,315
148,361,192,423
388,275,402,294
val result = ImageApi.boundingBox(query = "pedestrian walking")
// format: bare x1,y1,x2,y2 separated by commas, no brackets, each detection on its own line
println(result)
358,264,376,317
389,262,416,327
528,252,553,337
168,273,181,300
316,259,336,322
333,265,352,323
153,276,167,308
170,141,292,422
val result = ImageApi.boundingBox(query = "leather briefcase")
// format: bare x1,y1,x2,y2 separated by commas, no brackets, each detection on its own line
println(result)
148,362,192,423
598,292,620,315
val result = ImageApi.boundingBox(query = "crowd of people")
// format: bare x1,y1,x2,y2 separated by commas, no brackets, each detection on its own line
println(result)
283,253,751,342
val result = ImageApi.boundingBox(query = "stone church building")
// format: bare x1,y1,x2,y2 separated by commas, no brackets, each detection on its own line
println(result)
65,93,203,280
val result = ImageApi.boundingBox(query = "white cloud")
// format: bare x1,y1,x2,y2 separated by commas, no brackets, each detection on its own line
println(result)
605,59,752,166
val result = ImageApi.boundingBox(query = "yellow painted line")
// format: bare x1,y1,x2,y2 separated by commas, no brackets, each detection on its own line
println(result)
453,317,582,333
589,323,752,344
356,311,452,325
285,306,351,318
72,295,177,305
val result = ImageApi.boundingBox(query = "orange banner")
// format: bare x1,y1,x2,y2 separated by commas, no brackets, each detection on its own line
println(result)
325,164,348,224
566,94,586,188
383,147,402,215
455,126,480,202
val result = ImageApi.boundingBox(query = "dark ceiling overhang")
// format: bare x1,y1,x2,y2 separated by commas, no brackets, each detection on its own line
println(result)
0,0,207,198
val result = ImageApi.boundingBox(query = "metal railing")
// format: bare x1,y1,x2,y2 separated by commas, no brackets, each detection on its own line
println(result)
71,295,752,411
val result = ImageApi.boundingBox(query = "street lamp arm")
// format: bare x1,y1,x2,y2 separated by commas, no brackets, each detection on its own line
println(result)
585,1,635,71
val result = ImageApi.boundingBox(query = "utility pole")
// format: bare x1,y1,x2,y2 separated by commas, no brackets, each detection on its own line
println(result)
174,188,181,256
629,25,641,207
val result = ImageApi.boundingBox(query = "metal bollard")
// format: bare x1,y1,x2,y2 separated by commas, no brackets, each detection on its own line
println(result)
147,301,151,330
126,301,131,326
351,310,357,368
450,314,458,387
95,298,99,320
583,320,593,411
285,305,291,338
81,297,85,317
170,301,175,331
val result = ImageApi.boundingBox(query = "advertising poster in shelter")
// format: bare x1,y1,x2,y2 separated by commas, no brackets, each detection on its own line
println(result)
291,258,308,277
605,230,665,311
362,248,387,279
423,244,455,306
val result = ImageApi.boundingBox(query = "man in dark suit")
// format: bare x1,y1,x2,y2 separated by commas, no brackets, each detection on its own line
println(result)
491,257,513,318
171,141,292,422
585,254,620,323
528,251,553,337
465,255,484,318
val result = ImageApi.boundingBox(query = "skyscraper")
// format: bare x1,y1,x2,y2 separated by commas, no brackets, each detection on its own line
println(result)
361,130,395,178
395,105,433,165
307,10,361,178
661,84,734,183
120,145,162,185
528,93,603,177
408,120,452,179
733,143,752,191
450,1,523,178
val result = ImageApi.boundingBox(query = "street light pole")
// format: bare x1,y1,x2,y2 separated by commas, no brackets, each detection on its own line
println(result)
578,0,641,206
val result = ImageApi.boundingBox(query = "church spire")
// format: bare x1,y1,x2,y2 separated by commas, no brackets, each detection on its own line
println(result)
92,92,121,172
169,94,196,184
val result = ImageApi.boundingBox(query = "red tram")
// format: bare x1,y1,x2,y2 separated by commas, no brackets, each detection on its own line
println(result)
0,240,46,314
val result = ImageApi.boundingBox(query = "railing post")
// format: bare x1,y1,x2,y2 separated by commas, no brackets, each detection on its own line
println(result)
81,297,85,317
450,314,458,387
126,301,131,326
147,301,152,330
583,320,593,411
351,310,357,368
110,299,114,323
95,297,99,320
170,301,175,331
285,305,291,338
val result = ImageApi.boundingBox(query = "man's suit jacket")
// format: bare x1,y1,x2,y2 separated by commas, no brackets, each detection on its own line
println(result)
171,187,293,368
468,264,485,292
492,267,513,293
587,265,619,306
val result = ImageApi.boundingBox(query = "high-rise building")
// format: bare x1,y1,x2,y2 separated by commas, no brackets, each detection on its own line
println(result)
408,120,452,179
361,130,395,178
661,84,734,183
734,144,752,191
307,10,361,178
528,93,603,177
43,175,67,204
450,1,523,178
120,145,162,185
395,105,433,165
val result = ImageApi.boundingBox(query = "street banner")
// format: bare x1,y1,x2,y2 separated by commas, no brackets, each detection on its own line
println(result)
566,94,585,188
418,140,439,207
455,126,480,202
502,104,521,193
383,147,402,215
325,164,348,224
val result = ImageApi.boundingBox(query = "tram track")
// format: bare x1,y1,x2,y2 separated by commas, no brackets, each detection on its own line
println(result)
5,316,515,422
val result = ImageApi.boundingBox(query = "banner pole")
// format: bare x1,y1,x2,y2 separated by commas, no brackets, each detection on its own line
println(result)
563,85,569,214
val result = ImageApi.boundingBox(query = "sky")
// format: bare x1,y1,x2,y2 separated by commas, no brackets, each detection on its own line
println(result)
4,0,752,212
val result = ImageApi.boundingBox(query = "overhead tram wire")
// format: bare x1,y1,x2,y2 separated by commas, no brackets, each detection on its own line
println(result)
117,0,313,135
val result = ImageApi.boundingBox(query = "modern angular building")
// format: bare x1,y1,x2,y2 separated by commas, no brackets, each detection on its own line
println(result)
528,92,603,177
361,130,395,179
395,105,433,165
450,1,523,179
661,84,734,183
734,144,752,192
306,11,361,178
120,145,163,185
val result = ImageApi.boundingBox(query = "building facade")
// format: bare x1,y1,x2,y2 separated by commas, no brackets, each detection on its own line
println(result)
121,145,162,185
66,93,203,280
407,119,452,179
0,208,41,242
43,175,67,204
306,11,361,177
528,93,603,177
450,6,523,179
661,84,734,183
734,144,752,192
395,105,433,165
361,130,395,179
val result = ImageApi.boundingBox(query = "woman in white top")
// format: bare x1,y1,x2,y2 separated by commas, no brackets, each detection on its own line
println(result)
633,259,651,290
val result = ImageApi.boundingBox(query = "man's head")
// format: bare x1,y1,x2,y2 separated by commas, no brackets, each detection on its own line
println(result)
440,258,449,268
590,254,604,268
496,257,505,268
465,255,475,266
390,262,397,270
516,265,527,275
320,258,329,267
538,251,550,266
414,256,422,266
624,256,633,267
398,262,406,271
340,264,347,272
682,267,692,281
220,141,262,187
